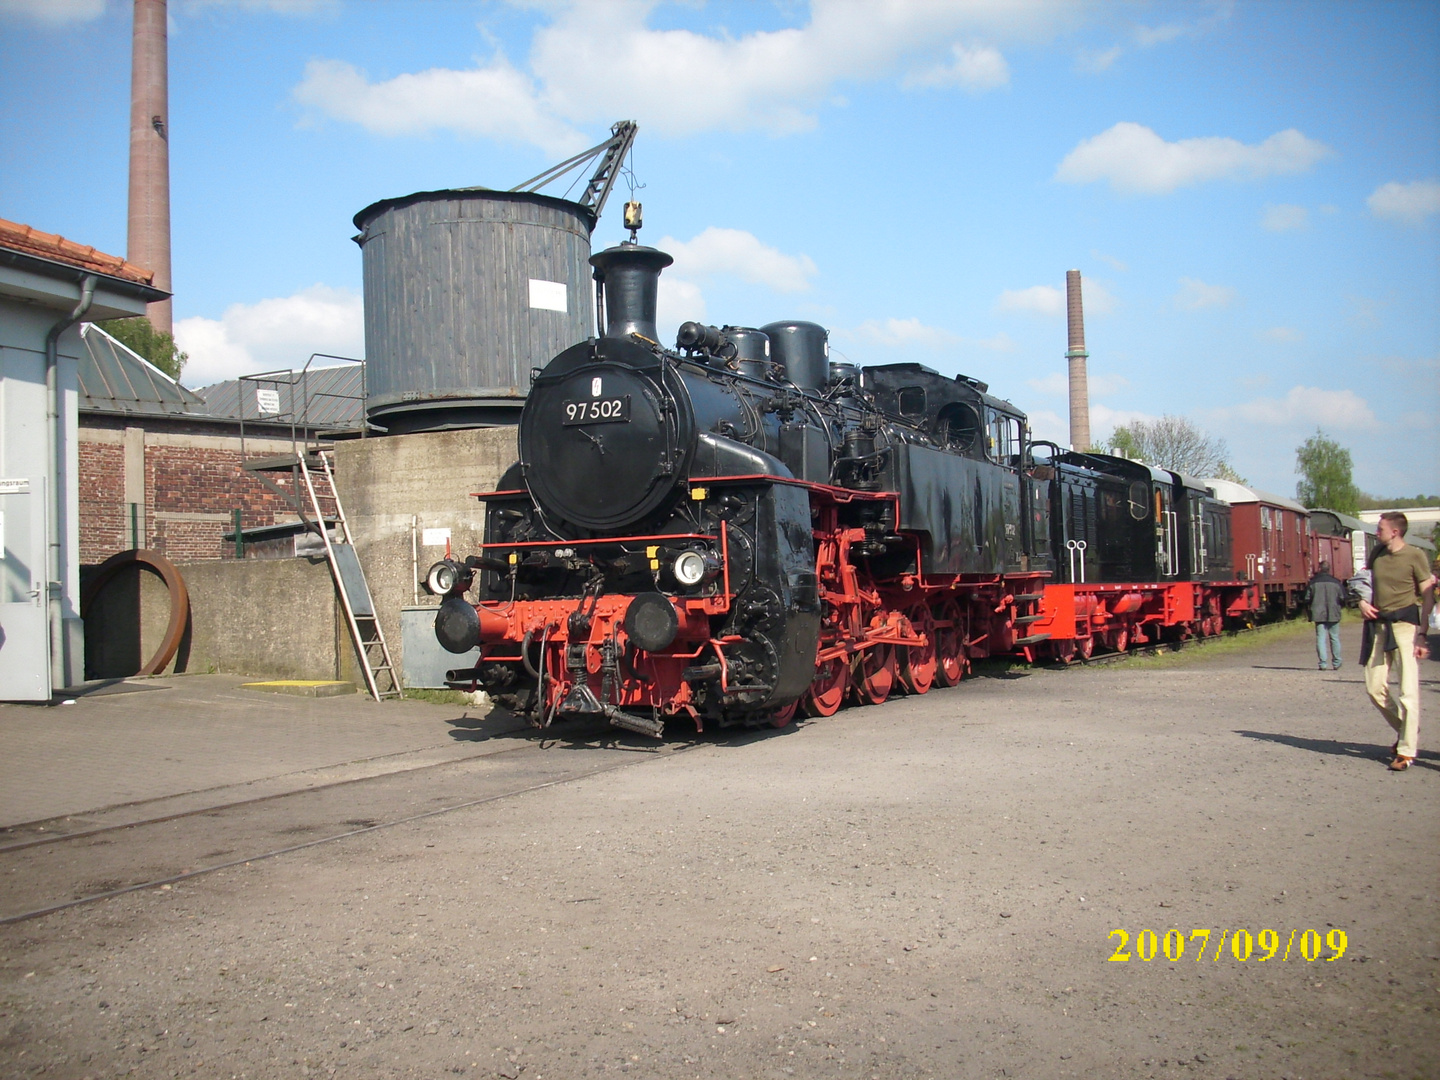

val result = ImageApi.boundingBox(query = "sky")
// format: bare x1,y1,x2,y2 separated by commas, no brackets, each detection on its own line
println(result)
1,0,1437,498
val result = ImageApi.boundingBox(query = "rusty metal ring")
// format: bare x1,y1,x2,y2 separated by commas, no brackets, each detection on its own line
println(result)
80,549,190,677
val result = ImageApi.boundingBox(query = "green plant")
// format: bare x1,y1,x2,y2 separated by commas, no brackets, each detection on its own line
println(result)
96,317,188,381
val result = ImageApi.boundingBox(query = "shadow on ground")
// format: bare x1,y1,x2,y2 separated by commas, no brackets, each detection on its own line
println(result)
1236,729,1438,770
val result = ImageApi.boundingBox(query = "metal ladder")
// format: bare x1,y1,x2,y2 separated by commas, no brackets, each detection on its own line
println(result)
295,450,401,701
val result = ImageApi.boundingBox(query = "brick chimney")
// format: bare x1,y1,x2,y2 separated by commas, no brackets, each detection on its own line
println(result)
127,0,171,333
1065,269,1090,452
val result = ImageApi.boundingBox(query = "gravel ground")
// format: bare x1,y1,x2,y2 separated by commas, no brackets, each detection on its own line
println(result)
2,621,1436,1080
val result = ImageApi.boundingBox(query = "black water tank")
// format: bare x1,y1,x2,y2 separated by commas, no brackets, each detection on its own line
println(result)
762,321,829,390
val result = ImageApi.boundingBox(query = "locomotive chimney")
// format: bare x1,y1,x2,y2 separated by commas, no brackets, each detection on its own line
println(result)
127,0,172,333
589,243,673,345
1065,269,1090,452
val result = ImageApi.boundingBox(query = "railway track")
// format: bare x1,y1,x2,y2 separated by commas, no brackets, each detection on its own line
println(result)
0,723,706,926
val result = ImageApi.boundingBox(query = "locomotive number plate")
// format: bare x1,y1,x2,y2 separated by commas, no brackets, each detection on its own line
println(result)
563,396,631,425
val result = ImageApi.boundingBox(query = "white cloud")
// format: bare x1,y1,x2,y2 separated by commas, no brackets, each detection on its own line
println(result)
1211,386,1378,430
1174,277,1236,310
1027,403,1155,449
0,0,338,24
658,228,817,293
848,318,959,349
1027,371,1130,396
1261,203,1308,231
1133,22,1190,47
293,58,587,157
1347,294,1387,328
1262,326,1303,343
180,0,337,13
1055,122,1331,195
996,278,1115,317
904,43,1010,91
1090,250,1128,273
174,284,363,388
293,1,1087,149
0,0,104,24
997,284,1064,317
974,332,1017,352
1366,179,1440,225
655,277,707,346
1074,45,1122,73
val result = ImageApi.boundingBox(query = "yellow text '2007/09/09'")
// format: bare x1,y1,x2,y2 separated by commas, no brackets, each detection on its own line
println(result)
1107,928,1347,963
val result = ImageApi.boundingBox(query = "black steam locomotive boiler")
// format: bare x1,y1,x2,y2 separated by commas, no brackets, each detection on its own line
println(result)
430,239,1049,734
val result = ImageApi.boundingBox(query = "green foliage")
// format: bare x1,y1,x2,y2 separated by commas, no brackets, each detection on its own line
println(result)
1104,415,1229,476
1294,430,1360,514
96,317,187,381
1212,461,1249,485
1356,493,1440,510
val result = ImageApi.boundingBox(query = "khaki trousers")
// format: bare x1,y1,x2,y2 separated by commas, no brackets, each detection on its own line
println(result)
1365,621,1420,758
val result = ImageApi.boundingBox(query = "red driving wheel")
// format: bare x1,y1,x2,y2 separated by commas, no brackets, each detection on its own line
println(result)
900,603,937,695
853,641,897,705
770,698,800,728
933,598,966,686
805,656,849,717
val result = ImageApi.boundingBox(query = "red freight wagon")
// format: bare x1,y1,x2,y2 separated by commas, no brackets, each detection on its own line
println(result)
1307,509,1362,582
1205,480,1311,614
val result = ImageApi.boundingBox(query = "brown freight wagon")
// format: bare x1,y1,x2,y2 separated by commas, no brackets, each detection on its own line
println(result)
1205,479,1312,614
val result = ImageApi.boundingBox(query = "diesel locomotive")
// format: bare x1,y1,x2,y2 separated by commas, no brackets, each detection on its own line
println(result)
430,238,1278,735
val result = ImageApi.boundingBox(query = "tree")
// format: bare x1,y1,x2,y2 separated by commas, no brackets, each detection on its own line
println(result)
1105,415,1230,477
1212,461,1249,485
96,317,187,381
1294,430,1360,514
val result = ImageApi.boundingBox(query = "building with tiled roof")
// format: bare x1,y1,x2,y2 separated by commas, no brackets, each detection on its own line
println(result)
0,218,169,698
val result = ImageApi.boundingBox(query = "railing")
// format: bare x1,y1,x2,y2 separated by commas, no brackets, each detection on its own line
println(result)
237,353,364,464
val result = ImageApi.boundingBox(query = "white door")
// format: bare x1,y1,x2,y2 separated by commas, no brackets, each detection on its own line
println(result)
0,479,51,701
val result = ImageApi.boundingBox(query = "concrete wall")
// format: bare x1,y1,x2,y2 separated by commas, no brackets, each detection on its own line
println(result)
332,426,518,678
80,425,518,684
110,556,344,681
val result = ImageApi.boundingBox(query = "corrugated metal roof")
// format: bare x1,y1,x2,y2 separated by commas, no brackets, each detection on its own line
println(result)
194,364,364,428
78,323,210,416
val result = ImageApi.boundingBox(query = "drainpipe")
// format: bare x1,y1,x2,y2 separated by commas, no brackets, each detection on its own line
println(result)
44,274,96,691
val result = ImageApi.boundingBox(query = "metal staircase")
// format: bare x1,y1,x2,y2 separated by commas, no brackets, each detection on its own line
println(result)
234,357,400,702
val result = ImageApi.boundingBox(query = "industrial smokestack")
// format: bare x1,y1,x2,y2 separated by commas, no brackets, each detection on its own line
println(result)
1065,269,1090,452
127,0,171,333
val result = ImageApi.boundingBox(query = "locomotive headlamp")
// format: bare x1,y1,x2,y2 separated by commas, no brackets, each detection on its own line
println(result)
425,558,473,596
673,549,720,587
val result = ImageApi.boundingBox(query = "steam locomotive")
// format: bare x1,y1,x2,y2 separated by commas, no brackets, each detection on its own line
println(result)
428,240,1273,735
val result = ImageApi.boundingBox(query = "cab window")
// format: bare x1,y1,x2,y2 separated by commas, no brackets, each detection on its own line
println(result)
985,409,1019,464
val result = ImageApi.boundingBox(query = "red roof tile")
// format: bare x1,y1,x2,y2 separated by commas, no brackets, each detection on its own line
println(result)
0,217,156,286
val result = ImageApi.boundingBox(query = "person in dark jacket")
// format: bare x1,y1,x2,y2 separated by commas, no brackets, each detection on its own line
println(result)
1306,561,1346,671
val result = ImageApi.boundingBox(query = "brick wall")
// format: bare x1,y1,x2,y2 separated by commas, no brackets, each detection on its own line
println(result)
78,439,128,562
79,424,304,565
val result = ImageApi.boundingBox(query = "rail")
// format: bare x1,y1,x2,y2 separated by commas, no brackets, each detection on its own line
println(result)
236,352,365,464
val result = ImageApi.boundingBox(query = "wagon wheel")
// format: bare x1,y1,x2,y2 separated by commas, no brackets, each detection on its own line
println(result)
1112,627,1130,653
770,698,800,728
933,598,967,686
900,603,937,695
1052,640,1078,666
804,656,849,717
852,642,897,705
1077,634,1094,660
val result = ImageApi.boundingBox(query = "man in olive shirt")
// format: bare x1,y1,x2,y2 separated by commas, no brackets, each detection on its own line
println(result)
1358,512,1436,771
